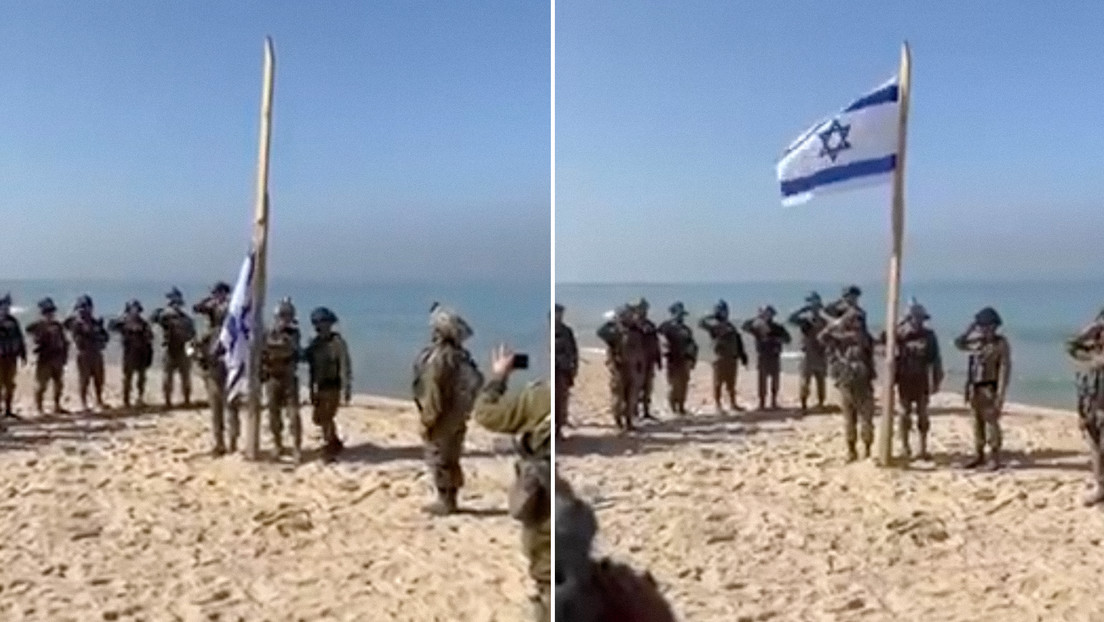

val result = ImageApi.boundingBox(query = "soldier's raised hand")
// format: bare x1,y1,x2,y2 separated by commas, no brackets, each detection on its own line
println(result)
490,343,515,379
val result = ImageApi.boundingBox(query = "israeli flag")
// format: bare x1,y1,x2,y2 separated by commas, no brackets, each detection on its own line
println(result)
777,77,900,207
219,251,255,402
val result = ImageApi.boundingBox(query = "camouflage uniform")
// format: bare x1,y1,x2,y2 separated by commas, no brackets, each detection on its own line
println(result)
597,307,648,431
556,477,678,622
262,298,303,462
819,310,876,461
698,300,748,413
657,302,697,415
471,376,550,621
633,299,663,420
63,295,110,411
787,292,829,413
151,288,196,408
553,304,578,439
881,300,943,460
193,283,237,455
955,307,1011,470
25,298,70,415
413,305,482,515
305,307,352,462
109,300,155,409
741,307,792,410
1066,314,1104,506
0,294,27,419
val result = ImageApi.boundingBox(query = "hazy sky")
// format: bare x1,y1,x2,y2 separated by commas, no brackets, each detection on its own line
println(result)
1,1,549,283
556,1,1104,284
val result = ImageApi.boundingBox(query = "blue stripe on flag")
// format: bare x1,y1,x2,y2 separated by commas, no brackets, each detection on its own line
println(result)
780,154,896,198
843,83,898,112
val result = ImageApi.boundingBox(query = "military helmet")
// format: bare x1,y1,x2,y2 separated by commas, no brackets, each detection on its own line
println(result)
974,306,1002,328
805,291,822,305
212,281,231,295
75,294,93,311
310,306,338,326
125,299,143,313
0,292,11,306
554,303,565,312
430,305,473,342
714,299,729,316
669,301,686,316
38,297,57,314
636,297,649,311
760,305,777,317
275,297,296,319
166,287,184,303
843,285,862,298
906,297,930,320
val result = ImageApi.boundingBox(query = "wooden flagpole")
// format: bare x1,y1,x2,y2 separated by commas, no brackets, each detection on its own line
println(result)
245,37,275,461
876,42,911,467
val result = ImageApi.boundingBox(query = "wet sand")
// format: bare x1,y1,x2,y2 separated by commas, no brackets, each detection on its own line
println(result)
558,349,1104,622
0,363,530,621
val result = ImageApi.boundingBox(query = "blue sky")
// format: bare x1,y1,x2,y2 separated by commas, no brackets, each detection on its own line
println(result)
555,1,1104,283
0,1,549,282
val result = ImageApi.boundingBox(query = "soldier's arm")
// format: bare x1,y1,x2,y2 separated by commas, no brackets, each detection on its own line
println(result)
305,343,318,393
777,324,792,345
596,321,616,346
567,327,579,376
420,350,455,427
472,375,530,434
930,332,944,390
339,335,353,401
953,325,978,351
786,308,806,327
739,319,755,334
14,319,26,360
998,338,1012,403
698,316,713,332
736,330,748,365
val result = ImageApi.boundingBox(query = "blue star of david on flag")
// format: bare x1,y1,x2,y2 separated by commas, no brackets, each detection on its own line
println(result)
817,119,852,162
776,76,900,206
219,250,256,402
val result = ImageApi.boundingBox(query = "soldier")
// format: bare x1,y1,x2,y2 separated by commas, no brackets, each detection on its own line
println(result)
262,297,303,463
954,307,1011,470
597,306,648,431
151,287,196,409
633,299,663,421
819,307,876,461
741,305,791,411
657,301,697,415
880,299,943,460
109,300,155,409
556,476,679,621
825,284,866,320
698,300,748,413
412,304,482,514
1065,308,1104,506
553,303,578,440
305,306,352,463
788,292,829,414
0,293,27,422
25,298,70,416
470,344,550,621
193,282,237,455
63,295,110,412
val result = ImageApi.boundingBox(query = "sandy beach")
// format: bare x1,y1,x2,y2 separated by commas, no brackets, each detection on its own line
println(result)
0,362,531,622
558,349,1104,622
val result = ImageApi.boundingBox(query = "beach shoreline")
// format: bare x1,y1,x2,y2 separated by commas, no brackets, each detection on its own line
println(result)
558,349,1104,621
0,361,533,621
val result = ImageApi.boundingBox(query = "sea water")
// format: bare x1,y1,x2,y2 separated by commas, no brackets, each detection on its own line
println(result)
555,280,1104,411
0,279,549,399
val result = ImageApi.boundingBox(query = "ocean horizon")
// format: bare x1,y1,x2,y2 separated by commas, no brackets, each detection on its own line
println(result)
556,279,1104,411
1,278,550,400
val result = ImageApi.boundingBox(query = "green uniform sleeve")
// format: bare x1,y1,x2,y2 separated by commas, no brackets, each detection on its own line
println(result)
930,331,944,388
420,349,454,427
338,334,352,397
472,377,550,437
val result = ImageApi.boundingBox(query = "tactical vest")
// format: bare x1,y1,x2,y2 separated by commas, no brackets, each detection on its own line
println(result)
160,309,196,350
413,343,483,414
896,329,934,378
31,320,68,361
968,337,1005,385
555,325,576,373
0,316,24,359
309,333,347,389
661,321,697,362
262,324,300,381
705,319,742,359
68,316,109,353
830,333,873,386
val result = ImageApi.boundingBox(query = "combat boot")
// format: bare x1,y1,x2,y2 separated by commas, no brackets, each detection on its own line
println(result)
272,434,285,456
211,442,226,457
985,451,1002,472
917,434,931,461
291,428,303,465
423,488,458,516
846,443,858,463
861,442,872,459
963,450,985,469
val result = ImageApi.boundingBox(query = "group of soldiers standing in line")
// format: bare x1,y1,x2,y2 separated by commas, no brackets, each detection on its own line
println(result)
0,284,354,463
554,286,1028,473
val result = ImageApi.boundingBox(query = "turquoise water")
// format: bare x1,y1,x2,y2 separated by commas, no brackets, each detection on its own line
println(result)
0,279,549,399
555,280,1103,411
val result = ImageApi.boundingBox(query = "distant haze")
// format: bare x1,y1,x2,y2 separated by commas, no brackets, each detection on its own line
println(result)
1,2,549,283
555,1,1104,284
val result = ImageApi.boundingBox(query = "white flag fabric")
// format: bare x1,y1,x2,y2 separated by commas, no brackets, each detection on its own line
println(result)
777,77,900,207
219,251,255,403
